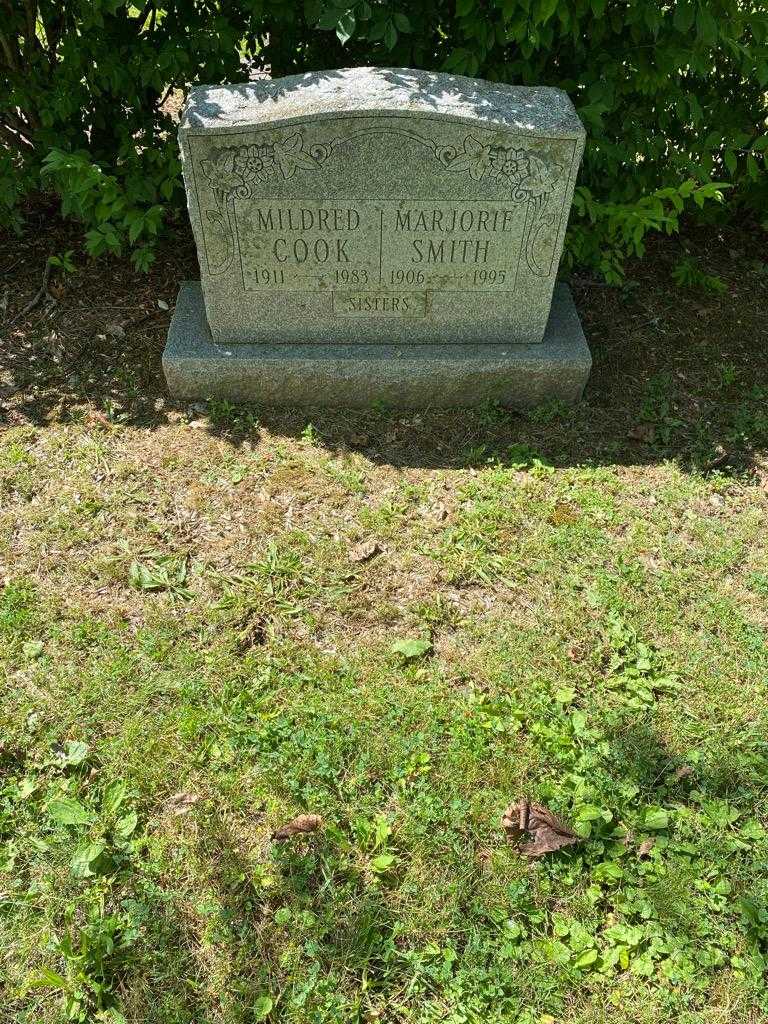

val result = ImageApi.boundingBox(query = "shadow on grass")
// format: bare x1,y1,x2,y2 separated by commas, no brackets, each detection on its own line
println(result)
2,211,767,474
122,809,399,1022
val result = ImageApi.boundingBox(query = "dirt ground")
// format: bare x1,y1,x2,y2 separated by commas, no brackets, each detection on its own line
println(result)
2,205,767,478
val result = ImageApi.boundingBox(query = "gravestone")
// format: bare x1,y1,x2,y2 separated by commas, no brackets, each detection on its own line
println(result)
164,67,591,407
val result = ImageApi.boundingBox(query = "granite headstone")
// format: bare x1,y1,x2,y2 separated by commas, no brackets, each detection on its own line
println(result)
164,67,591,406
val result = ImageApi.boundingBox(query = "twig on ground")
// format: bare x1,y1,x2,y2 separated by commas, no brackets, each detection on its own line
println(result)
123,307,164,331
21,259,57,316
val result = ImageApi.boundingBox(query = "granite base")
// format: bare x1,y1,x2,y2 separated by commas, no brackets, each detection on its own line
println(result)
162,281,591,408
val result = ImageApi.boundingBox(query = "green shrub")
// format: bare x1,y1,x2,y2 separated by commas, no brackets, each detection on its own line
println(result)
2,1,766,278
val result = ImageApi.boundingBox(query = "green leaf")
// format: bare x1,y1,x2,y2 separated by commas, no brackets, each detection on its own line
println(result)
592,860,624,883
317,6,342,29
370,853,396,872
696,7,717,46
336,12,355,44
574,948,599,968
27,966,69,990
393,12,411,32
537,0,558,25
128,216,144,243
71,841,106,878
62,740,89,766
643,807,670,830
673,0,695,33
48,797,92,827
391,638,432,660
383,20,398,49
22,640,44,659
254,996,273,1019
102,780,127,818
115,810,138,838
605,923,644,947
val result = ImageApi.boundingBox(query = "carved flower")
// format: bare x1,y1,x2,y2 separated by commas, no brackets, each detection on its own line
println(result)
488,146,526,186
449,134,492,181
233,144,276,181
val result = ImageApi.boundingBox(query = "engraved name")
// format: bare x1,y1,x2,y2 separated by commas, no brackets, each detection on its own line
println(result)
394,207,517,265
233,199,527,293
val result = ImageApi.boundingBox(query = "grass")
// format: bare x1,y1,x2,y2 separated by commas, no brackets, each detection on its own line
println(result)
1,215,768,1023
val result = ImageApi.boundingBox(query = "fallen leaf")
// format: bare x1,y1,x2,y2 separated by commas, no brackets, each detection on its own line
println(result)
673,764,694,781
349,540,381,563
166,792,200,815
704,445,729,471
272,813,322,841
236,615,267,651
157,299,169,310
475,847,492,871
84,410,112,429
105,322,126,339
502,798,581,858
638,837,656,858
627,423,656,443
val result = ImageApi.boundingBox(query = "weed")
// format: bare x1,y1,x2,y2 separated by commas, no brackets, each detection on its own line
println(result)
129,552,192,600
672,255,727,293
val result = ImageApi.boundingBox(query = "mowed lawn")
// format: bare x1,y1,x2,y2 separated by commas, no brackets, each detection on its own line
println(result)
1,219,768,1023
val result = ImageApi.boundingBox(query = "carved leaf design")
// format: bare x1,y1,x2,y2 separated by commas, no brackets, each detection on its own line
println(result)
205,210,226,228
202,207,234,276
201,150,244,193
448,134,491,181
521,154,560,196
274,132,319,180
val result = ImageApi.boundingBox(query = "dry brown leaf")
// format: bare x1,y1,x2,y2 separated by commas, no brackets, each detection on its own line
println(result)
475,847,492,872
627,423,656,443
502,798,581,858
349,540,381,564
166,792,200,815
236,614,267,652
674,764,694,781
84,410,112,429
272,813,323,841
704,445,729,471
638,837,656,858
